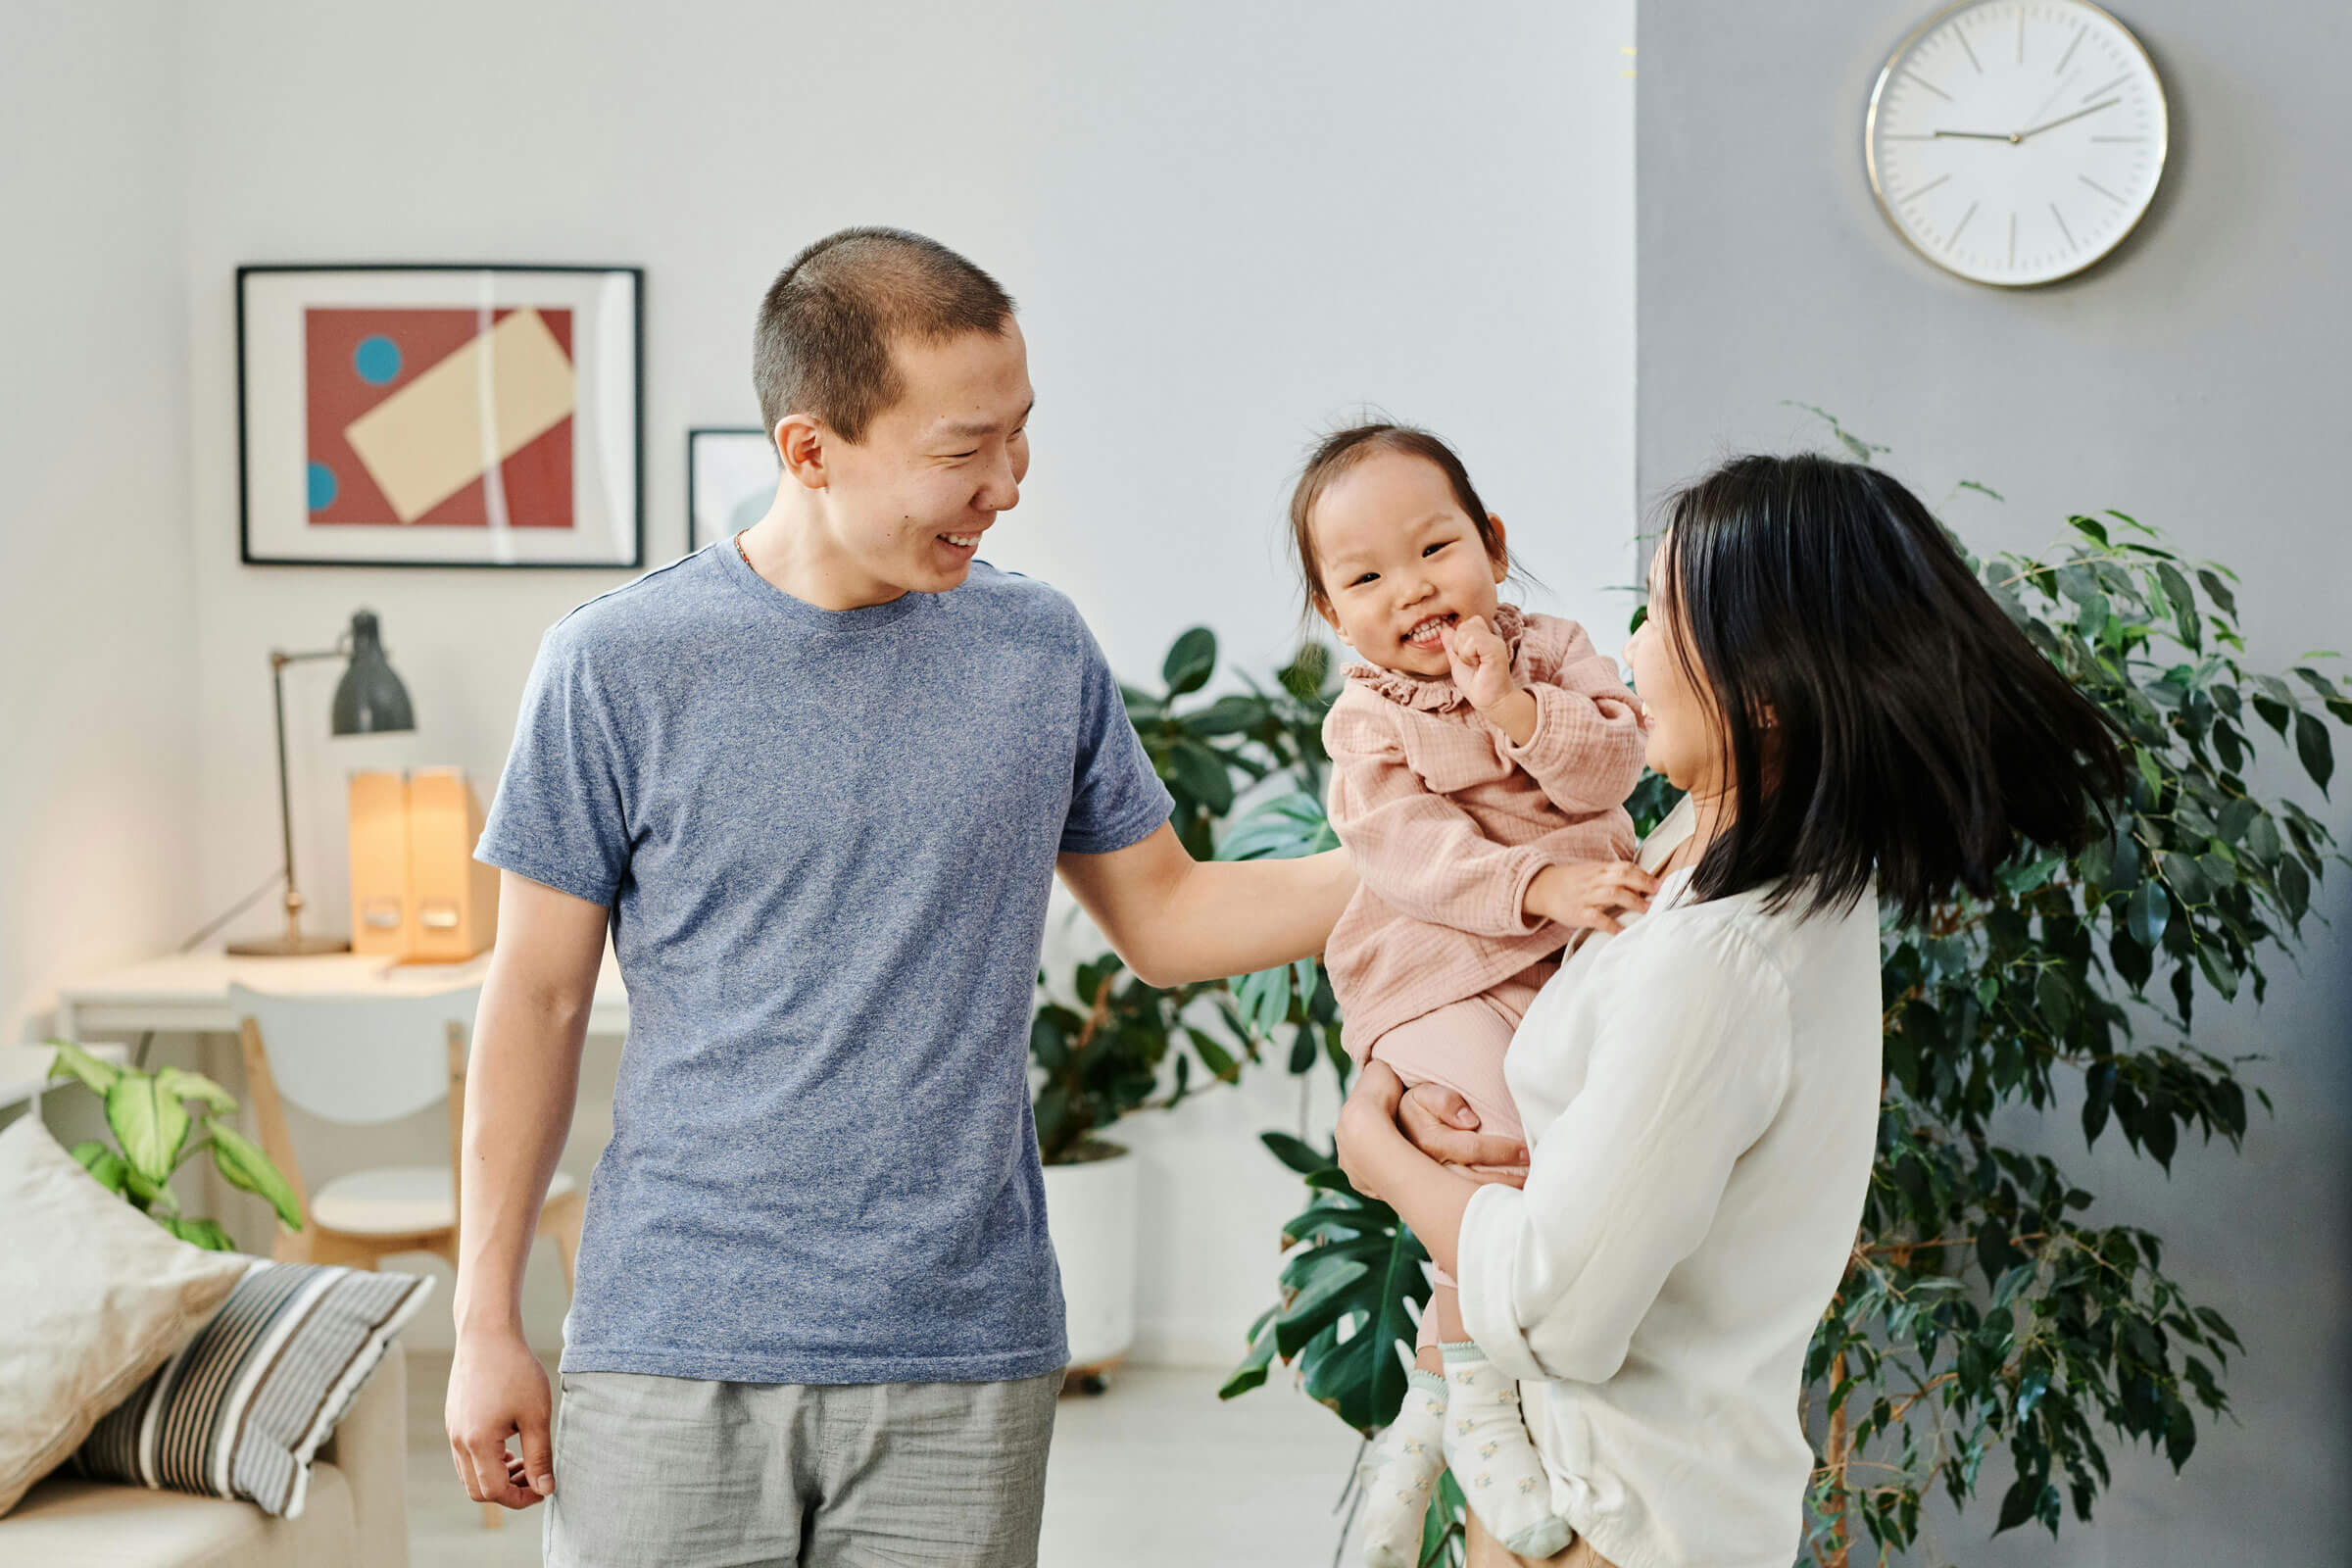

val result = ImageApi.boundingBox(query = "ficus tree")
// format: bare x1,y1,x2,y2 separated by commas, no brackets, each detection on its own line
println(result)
1816,499,2342,1559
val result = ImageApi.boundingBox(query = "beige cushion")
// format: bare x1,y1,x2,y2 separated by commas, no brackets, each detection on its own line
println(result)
311,1164,575,1235
0,1117,251,1516
0,1461,354,1567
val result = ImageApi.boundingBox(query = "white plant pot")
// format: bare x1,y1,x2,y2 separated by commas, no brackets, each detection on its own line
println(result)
1041,1141,1138,1370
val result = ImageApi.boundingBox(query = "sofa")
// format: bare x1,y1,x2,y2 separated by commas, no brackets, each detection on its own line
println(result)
0,1341,411,1568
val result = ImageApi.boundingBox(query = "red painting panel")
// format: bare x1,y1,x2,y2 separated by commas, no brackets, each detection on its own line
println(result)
303,308,575,529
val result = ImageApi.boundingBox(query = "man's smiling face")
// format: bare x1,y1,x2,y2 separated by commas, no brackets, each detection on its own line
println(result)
813,320,1033,600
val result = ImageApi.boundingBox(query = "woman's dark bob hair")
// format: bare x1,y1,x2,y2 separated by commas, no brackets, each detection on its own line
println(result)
1658,453,2126,925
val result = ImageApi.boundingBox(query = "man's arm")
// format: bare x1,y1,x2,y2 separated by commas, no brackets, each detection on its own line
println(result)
445,870,606,1511
1055,821,1356,989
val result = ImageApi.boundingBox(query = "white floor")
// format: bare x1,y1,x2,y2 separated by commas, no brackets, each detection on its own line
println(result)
405,1352,1367,1567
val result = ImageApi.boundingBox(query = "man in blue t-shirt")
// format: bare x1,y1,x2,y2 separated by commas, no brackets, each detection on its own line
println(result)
445,228,1355,1565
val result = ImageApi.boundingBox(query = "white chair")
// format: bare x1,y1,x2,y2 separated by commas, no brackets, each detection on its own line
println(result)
228,983,583,1532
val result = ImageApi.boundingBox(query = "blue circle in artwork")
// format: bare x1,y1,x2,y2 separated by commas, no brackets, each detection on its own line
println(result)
308,461,338,512
353,334,402,385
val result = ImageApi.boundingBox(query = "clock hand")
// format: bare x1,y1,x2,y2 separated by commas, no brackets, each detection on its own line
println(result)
2014,96,2121,141
2020,70,2082,134
1933,128,2018,140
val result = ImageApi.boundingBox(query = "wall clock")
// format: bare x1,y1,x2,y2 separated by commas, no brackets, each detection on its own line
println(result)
1866,1,2168,286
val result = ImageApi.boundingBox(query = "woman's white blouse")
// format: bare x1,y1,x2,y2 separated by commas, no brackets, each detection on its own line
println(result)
1456,801,1884,1568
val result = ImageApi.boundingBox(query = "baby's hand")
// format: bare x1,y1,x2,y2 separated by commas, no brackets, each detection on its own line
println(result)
1440,614,1519,714
1526,858,1658,935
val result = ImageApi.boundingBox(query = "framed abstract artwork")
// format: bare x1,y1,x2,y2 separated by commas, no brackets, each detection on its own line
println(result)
237,264,644,567
688,426,778,553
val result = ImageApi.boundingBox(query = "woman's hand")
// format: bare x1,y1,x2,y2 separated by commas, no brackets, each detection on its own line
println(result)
1338,1065,1484,1279
1334,1060,1411,1200
1397,1085,1529,1188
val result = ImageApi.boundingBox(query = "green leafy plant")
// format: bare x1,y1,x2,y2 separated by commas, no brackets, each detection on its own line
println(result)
1121,628,1336,859
1819,503,2343,1563
1222,792,1348,1082
1219,1130,1425,1427
1218,462,2347,1566
1030,954,1263,1166
45,1041,302,1250
1031,629,1347,1164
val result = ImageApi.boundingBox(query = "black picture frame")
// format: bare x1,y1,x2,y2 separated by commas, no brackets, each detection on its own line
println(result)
686,426,778,555
236,263,645,568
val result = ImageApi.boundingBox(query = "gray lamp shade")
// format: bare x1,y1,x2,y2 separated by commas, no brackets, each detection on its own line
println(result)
330,610,415,735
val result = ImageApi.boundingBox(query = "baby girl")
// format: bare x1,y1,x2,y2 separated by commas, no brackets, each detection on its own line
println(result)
1289,423,1653,1564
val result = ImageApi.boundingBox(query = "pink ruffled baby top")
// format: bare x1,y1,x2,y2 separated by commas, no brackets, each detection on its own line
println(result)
1322,604,1646,1059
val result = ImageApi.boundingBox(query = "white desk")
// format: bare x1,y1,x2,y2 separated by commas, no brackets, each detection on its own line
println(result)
50,949,627,1351
54,947,630,1040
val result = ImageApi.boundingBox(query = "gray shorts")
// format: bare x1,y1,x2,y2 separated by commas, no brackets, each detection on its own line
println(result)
543,1368,1062,1567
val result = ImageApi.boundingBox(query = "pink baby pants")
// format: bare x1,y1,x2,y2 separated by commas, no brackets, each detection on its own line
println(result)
1365,963,1552,1352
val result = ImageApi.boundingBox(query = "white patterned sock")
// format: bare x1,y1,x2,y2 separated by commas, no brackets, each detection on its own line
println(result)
1357,1369,1448,1568
1440,1342,1571,1560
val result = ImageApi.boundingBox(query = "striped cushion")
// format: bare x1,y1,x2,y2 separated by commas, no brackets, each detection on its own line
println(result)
72,1259,432,1518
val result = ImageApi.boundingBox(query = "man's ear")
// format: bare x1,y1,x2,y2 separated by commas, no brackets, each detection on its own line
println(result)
1487,513,1509,582
776,415,829,491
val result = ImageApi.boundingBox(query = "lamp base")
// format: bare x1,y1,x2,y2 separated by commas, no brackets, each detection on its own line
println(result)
225,933,353,956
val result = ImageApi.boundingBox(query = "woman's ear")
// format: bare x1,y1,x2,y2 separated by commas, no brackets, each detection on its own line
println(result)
1487,513,1509,582
776,415,828,491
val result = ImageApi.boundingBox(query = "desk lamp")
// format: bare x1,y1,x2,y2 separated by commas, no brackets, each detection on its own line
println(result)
227,609,415,956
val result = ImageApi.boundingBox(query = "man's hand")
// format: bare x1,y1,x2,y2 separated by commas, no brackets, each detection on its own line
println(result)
1526,858,1657,935
447,1326,555,1510
1440,616,1534,743
1397,1084,1529,1187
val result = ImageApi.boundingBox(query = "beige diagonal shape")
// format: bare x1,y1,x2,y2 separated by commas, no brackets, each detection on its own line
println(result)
343,308,576,524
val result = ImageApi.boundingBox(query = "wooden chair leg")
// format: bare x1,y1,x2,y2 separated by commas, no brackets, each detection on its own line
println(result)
540,1190,586,1293
287,1227,390,1270
413,1185,580,1534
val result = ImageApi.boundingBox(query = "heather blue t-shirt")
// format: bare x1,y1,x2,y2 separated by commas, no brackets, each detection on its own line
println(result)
476,541,1173,1385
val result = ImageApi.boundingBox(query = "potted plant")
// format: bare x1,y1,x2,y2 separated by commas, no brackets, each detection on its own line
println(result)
1220,431,2350,1566
1035,628,1346,1383
44,1041,302,1250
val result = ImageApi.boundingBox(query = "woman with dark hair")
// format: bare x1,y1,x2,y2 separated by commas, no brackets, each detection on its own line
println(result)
1333,453,2124,1567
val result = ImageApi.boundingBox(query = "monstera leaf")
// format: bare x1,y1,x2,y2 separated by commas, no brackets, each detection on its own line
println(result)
1220,1131,1429,1436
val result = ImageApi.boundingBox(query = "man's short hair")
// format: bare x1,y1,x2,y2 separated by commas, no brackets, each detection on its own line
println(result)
753,227,1016,446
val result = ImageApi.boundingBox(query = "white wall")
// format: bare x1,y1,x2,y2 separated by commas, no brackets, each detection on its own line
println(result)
169,0,1636,1357
1636,0,2351,1556
0,3,200,1042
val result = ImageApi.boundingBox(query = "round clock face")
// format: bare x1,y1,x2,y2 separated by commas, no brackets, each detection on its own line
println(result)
1866,0,2168,286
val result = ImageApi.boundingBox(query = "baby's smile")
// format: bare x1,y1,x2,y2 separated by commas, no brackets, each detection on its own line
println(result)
1401,611,1459,652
